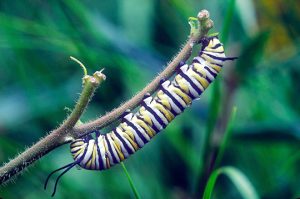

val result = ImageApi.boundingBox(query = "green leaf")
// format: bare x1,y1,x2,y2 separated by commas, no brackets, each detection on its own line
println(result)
202,0,236,176
213,106,237,169
121,162,141,199
203,166,259,199
235,31,270,81
220,0,236,45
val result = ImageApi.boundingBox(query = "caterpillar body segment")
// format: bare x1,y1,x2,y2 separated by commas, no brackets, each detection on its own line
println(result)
45,36,237,196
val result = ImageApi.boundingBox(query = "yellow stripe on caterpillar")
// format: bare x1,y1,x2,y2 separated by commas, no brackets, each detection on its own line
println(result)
205,46,224,53
169,85,192,104
134,118,155,137
121,131,139,150
86,159,92,169
110,134,125,161
153,103,174,122
206,62,222,72
71,141,85,147
156,91,172,110
73,147,85,159
138,107,153,126
193,63,207,77
175,75,190,94
103,140,110,169
201,54,222,65
188,70,209,89
120,124,135,139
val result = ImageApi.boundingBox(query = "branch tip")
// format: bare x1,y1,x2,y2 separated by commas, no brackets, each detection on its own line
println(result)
197,9,210,20
70,56,88,77
0,9,214,185
93,69,106,83
73,9,215,137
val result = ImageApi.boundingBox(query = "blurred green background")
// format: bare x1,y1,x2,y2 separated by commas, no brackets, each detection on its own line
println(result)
0,0,300,198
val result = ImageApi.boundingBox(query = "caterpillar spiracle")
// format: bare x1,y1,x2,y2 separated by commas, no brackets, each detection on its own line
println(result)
44,35,237,196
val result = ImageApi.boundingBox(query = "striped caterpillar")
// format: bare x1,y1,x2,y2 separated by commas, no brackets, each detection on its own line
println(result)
44,35,237,196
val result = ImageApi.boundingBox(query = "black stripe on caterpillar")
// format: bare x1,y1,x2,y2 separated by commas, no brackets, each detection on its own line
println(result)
44,35,237,196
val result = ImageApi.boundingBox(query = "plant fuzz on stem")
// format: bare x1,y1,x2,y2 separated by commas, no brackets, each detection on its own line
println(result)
0,9,214,185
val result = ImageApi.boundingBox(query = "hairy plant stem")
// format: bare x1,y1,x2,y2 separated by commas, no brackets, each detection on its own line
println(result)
0,9,213,184
72,10,213,138
0,69,105,184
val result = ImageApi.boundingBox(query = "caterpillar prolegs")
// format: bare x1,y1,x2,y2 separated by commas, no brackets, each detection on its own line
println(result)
44,35,237,196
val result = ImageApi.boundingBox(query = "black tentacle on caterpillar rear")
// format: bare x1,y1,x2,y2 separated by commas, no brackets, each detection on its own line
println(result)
45,36,237,196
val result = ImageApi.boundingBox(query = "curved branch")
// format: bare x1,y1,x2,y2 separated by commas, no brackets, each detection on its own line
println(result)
0,66,106,184
72,10,213,138
0,9,213,184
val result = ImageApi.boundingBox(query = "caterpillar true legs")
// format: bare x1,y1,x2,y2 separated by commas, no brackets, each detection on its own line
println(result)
44,35,237,196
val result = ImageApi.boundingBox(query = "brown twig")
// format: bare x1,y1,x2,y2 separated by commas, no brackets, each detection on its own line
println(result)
0,58,106,184
72,10,213,138
0,10,213,184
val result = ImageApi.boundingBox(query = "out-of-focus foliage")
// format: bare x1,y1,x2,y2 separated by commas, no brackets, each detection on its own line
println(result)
0,0,300,199
203,166,259,199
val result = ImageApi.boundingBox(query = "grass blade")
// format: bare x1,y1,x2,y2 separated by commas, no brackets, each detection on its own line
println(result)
202,168,220,199
121,162,141,199
196,0,237,196
213,106,237,169
203,0,237,160
203,166,259,199
222,167,259,199
220,0,237,45
203,78,221,158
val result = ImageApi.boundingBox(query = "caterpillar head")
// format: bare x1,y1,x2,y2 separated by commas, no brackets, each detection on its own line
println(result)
200,34,220,50
200,34,238,61
200,37,210,49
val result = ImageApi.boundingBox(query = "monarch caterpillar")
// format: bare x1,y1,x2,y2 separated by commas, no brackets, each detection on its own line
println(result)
44,35,237,196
